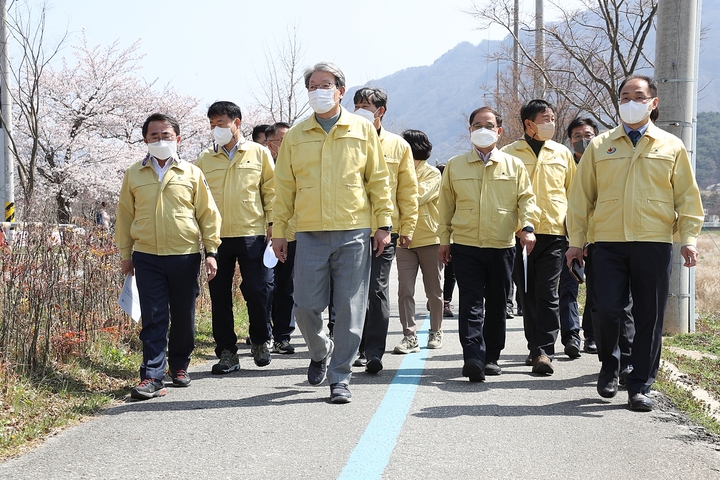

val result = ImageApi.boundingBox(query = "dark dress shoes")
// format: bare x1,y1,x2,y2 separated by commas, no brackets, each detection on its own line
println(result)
628,393,653,412
597,371,619,398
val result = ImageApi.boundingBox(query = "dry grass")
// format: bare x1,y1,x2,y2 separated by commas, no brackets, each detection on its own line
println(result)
695,230,720,314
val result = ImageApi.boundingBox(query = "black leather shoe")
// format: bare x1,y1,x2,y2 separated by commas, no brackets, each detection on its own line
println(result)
564,337,581,359
365,356,383,374
462,361,485,382
628,392,653,412
597,371,619,398
484,362,502,376
583,339,598,354
619,365,633,386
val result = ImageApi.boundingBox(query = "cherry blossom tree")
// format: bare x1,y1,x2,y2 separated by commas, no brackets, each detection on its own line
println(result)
6,4,210,222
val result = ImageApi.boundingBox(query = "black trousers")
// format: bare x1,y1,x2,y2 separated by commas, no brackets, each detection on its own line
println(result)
360,234,397,360
133,252,200,381
582,244,634,365
271,240,296,342
591,242,671,395
559,241,581,344
514,234,564,358
209,236,272,357
452,244,514,365
443,260,455,302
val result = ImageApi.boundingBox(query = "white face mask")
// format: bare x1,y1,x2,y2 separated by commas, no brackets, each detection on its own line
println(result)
532,121,555,141
308,88,337,114
619,100,653,125
147,140,177,160
213,126,234,146
354,108,377,124
471,128,498,148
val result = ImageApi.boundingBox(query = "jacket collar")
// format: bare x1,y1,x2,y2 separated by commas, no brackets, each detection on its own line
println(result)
303,106,353,132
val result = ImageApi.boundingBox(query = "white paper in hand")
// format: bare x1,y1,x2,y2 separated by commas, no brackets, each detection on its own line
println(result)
523,244,528,293
118,273,141,322
263,240,278,268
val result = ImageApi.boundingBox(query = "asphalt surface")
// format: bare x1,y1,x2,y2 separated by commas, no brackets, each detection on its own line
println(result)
2,263,720,479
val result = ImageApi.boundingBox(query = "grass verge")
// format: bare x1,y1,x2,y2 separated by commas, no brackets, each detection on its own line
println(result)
656,313,720,435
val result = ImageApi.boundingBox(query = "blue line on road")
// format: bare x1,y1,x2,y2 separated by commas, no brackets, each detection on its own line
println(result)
338,319,429,480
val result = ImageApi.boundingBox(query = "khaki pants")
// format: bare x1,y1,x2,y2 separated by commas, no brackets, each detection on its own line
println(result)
396,244,443,336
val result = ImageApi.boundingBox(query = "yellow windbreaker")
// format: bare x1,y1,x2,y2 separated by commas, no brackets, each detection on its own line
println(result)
567,122,704,247
273,107,393,238
502,138,575,235
195,141,274,238
409,160,441,248
438,149,537,249
374,128,418,236
115,158,221,260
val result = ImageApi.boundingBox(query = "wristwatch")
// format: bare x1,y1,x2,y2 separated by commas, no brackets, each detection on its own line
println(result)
521,226,534,233
205,251,218,259
378,226,392,232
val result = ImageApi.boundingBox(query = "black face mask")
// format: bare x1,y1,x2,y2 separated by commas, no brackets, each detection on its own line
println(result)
572,139,591,156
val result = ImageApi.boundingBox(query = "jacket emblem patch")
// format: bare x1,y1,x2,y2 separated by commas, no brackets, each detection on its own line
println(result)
607,147,617,154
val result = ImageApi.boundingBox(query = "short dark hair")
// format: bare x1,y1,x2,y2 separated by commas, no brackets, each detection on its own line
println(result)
566,117,599,139
618,74,658,98
618,74,659,122
520,99,554,128
401,129,432,161
468,106,503,128
142,113,180,138
266,122,291,140
353,87,388,115
252,124,270,142
207,101,243,121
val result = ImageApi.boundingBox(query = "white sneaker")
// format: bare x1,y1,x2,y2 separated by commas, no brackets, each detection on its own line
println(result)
394,334,420,354
427,330,443,349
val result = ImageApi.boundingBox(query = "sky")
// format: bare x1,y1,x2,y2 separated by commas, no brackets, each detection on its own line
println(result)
28,0,578,108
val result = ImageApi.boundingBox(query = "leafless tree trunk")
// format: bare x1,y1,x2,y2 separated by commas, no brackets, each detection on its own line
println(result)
252,25,309,126
3,2,66,201
466,0,658,129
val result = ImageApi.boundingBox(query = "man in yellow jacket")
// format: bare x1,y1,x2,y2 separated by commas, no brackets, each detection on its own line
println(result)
273,62,393,403
115,113,221,400
353,87,418,373
439,106,537,382
502,99,576,376
566,75,704,411
195,101,275,373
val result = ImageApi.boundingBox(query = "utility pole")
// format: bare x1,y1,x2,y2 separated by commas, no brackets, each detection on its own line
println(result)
513,0,519,102
534,0,545,98
0,0,13,222
654,0,702,334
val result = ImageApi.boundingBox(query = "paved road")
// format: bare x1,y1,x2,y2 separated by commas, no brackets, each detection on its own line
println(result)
2,264,720,479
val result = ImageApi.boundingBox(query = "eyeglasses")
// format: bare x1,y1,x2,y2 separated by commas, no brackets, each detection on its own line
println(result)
147,133,177,141
470,123,497,131
308,83,337,92
571,133,595,141
619,96,654,104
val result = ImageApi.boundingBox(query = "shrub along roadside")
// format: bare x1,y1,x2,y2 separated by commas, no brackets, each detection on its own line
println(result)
0,307,248,459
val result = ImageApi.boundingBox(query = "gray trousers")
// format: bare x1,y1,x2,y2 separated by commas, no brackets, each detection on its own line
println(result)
294,229,371,385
